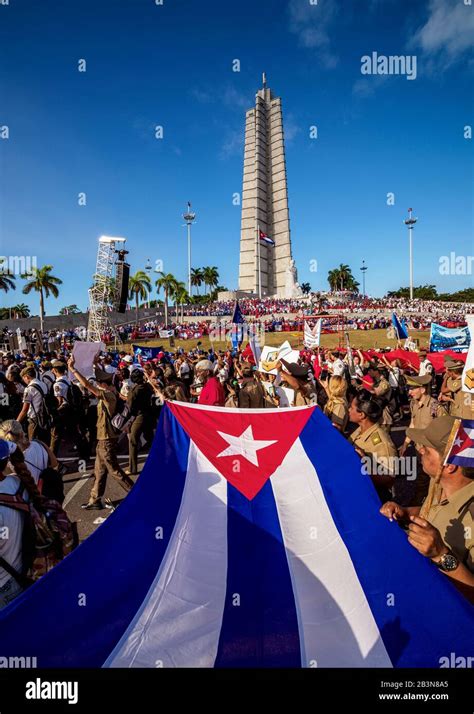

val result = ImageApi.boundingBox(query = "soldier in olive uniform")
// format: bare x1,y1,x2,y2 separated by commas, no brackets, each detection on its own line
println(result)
381,416,474,603
439,358,474,420
367,365,393,431
348,391,398,502
401,374,438,449
399,374,438,505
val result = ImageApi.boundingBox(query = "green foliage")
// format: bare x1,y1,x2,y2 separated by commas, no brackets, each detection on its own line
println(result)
327,264,359,292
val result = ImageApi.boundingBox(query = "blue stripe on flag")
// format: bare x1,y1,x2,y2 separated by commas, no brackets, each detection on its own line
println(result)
215,479,300,667
0,407,190,667
299,408,474,667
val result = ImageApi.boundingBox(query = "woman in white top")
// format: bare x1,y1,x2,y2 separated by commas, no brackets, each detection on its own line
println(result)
0,420,58,486
0,439,25,608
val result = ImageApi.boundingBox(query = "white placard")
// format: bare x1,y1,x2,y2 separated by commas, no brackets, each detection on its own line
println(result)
71,341,105,379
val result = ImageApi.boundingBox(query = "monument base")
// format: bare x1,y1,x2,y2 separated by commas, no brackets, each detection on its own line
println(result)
217,290,258,302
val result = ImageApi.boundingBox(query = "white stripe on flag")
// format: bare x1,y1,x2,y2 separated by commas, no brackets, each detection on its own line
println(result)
270,439,392,668
105,442,229,668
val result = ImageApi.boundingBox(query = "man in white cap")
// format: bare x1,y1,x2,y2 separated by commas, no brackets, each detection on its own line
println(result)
194,359,225,406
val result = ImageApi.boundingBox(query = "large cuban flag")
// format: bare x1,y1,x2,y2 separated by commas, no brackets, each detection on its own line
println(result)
1,403,473,668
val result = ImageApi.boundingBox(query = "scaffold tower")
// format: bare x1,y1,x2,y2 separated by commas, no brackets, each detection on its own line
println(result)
87,236,126,342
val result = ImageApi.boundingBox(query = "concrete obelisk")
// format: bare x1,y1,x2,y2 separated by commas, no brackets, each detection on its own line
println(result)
238,74,299,298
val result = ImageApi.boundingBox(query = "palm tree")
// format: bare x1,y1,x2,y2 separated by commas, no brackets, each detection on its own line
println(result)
59,304,80,315
190,268,203,295
301,282,311,295
22,265,62,332
327,265,356,292
327,269,340,292
155,272,178,326
128,270,152,325
336,264,351,291
0,273,16,293
11,303,30,319
345,275,360,293
172,282,189,320
202,266,219,295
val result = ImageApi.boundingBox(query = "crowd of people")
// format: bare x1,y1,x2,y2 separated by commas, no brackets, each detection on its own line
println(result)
2,296,471,353
0,320,473,609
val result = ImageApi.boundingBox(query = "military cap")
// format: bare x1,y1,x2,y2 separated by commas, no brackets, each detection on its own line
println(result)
94,367,113,384
51,359,66,368
406,415,457,456
405,374,432,387
444,357,464,372
280,359,310,378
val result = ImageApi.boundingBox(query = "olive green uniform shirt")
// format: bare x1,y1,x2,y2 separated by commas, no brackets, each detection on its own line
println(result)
96,390,118,441
349,422,398,474
425,480,474,573
409,394,438,433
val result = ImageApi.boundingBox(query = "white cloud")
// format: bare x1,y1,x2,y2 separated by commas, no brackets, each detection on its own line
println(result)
222,86,252,110
219,128,244,160
288,0,339,69
352,74,389,99
191,85,252,110
191,88,212,104
410,0,474,71
283,113,301,144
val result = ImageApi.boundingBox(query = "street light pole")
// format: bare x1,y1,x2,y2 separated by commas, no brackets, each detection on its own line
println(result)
404,208,418,300
360,260,367,298
183,202,196,296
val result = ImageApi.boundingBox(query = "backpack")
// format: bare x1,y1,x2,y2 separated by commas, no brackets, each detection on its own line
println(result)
29,382,53,430
56,378,84,414
110,402,136,434
0,483,77,587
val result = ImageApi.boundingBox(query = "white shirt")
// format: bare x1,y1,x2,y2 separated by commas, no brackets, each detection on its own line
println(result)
23,440,49,485
0,474,24,587
354,365,364,379
53,376,70,402
214,364,229,384
120,378,133,399
178,362,190,377
388,367,401,388
419,359,433,376
41,371,55,392
331,359,345,377
23,378,47,419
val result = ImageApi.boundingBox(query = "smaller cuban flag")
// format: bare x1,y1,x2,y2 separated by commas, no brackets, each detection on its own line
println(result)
231,301,245,349
259,230,275,247
445,419,474,468
391,312,408,340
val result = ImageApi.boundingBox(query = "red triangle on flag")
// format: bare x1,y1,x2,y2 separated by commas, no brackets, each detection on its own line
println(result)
168,403,315,500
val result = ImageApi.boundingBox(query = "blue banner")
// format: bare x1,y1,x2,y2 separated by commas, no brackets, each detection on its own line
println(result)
429,323,471,352
132,345,163,360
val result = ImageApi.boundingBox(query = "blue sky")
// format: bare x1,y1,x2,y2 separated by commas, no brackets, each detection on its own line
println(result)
1,0,473,314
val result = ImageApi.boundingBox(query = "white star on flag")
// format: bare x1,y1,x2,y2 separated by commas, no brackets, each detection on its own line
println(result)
455,427,474,460
216,425,277,467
